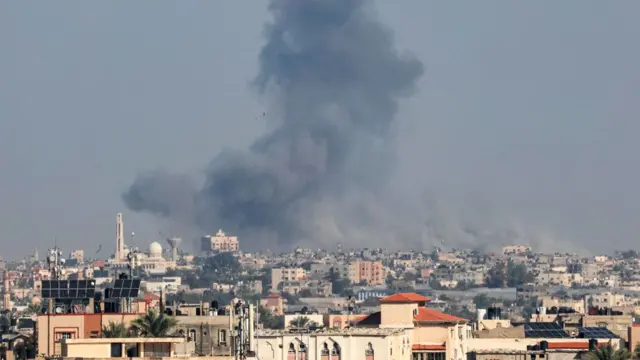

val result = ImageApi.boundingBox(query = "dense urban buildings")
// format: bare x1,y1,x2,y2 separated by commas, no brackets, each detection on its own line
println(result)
2,213,640,360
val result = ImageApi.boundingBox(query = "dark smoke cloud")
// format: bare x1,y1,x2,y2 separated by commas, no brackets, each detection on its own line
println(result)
122,0,424,250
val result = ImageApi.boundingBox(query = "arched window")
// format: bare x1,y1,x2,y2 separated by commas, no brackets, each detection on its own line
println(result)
219,329,227,345
299,343,307,360
287,343,296,360
320,343,329,356
321,342,330,360
188,329,196,343
332,342,341,360
365,342,374,360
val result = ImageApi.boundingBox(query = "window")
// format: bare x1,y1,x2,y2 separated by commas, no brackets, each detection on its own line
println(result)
189,329,197,343
219,329,227,344
321,342,330,356
56,332,73,340
288,343,296,353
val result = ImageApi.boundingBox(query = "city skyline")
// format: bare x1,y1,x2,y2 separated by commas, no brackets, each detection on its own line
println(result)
2,1,640,257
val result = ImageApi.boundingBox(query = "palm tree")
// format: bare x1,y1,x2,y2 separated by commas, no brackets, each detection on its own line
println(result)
289,316,319,329
25,303,41,315
130,309,178,337
588,345,631,360
101,321,129,338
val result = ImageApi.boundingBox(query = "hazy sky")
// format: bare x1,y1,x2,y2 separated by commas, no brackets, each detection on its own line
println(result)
2,2,640,259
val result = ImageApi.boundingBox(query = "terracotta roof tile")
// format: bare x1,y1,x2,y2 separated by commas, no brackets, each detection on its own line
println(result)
380,293,431,303
545,341,607,350
413,307,466,323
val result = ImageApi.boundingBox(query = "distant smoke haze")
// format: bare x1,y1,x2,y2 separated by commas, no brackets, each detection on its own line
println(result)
122,0,579,254
123,0,424,250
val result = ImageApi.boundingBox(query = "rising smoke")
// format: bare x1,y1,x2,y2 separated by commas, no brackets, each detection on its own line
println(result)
122,0,578,253
122,0,425,250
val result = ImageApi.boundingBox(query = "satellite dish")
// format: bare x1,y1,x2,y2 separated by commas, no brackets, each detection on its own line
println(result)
55,307,63,314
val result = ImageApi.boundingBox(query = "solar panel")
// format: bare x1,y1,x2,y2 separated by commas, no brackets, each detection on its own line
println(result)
524,322,564,331
524,323,570,338
578,327,619,339
109,279,141,298
41,280,96,299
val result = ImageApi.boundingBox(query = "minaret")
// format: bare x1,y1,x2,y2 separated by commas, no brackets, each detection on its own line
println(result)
3,277,11,310
34,248,39,262
115,213,125,261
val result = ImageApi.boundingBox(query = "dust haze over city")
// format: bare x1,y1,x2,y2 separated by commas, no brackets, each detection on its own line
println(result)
2,1,640,257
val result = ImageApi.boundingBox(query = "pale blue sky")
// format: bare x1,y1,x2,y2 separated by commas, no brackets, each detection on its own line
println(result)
1,2,639,258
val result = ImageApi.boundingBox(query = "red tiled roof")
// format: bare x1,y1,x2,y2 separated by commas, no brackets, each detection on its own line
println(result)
413,307,466,323
544,341,607,350
265,292,281,298
380,293,431,303
412,344,446,351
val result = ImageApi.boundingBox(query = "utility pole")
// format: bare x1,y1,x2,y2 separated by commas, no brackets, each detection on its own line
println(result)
232,299,253,360
46,247,65,280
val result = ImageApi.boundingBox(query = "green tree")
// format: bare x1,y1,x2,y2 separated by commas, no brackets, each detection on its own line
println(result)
486,260,533,288
258,306,284,329
201,253,241,283
130,309,178,337
473,294,491,309
25,303,41,315
587,345,631,360
486,261,507,288
634,344,640,360
101,321,129,338
289,316,319,329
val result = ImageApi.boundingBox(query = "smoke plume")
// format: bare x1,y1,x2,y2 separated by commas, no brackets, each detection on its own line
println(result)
122,0,424,250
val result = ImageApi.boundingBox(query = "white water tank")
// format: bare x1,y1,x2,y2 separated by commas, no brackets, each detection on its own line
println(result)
539,307,547,315
477,308,487,324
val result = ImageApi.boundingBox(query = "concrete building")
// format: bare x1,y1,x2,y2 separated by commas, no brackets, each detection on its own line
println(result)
256,292,470,360
37,308,148,356
502,245,532,255
262,293,285,316
256,327,406,360
70,250,85,264
61,337,185,358
201,229,239,254
352,261,386,286
272,268,307,290
166,300,256,357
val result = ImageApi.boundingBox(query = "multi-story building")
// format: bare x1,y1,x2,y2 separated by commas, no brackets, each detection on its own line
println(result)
332,261,385,285
200,229,239,254
256,292,470,360
37,300,149,356
271,267,306,290
261,293,285,316
502,245,532,255
352,260,386,285
165,300,256,357
70,250,85,264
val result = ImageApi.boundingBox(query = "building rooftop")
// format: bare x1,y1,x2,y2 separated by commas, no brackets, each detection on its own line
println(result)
61,337,185,344
256,327,404,337
380,292,431,304
413,307,466,323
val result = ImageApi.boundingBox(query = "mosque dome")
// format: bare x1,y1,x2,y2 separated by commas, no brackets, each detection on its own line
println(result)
149,242,163,258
